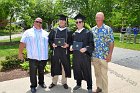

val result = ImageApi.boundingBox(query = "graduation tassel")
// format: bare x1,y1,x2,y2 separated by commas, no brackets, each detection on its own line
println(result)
53,49,54,56
66,49,67,54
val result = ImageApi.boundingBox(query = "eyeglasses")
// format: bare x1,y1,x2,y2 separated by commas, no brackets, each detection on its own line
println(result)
35,21,42,24
76,21,83,24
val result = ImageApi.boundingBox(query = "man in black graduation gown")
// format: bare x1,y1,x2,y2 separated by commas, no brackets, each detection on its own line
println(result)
70,13,94,93
48,14,72,89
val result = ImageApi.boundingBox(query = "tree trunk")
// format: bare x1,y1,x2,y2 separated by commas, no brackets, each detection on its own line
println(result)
9,13,14,43
9,18,12,43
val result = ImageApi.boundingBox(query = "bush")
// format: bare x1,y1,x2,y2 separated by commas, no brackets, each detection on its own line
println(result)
1,55,21,71
45,64,51,73
20,62,51,73
20,61,29,71
5,24,22,33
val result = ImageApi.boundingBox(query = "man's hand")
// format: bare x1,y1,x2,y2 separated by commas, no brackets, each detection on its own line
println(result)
18,42,25,61
62,43,69,48
105,54,112,62
80,48,87,53
106,42,114,62
52,43,57,48
18,53,24,61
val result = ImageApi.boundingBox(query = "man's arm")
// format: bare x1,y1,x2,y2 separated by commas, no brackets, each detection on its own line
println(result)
18,42,26,60
106,42,114,62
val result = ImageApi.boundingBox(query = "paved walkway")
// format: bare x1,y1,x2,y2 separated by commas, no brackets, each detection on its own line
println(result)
0,33,23,40
0,47,140,93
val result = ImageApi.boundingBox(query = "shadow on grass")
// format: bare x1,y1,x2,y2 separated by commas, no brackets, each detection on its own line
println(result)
0,32,10,36
0,41,19,46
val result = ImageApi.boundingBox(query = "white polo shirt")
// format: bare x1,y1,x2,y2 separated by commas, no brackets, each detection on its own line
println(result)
20,27,49,60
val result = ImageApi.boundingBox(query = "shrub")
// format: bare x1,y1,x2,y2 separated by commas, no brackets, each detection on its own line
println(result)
45,64,51,73
20,61,29,71
1,55,21,71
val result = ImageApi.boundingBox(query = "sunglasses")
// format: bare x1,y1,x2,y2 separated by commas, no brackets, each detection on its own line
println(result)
35,21,42,24
76,21,83,24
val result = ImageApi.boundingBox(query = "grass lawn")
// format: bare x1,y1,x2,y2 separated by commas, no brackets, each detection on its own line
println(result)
114,33,140,51
0,37,21,59
0,37,21,42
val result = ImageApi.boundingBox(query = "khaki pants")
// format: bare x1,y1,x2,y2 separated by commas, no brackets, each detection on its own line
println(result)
92,58,108,93
52,65,67,85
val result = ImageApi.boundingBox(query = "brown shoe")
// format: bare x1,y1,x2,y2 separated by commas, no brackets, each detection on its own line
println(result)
49,83,56,89
93,87,102,93
63,84,68,89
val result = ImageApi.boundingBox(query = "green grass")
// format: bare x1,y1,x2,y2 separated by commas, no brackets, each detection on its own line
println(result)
114,33,140,51
0,44,19,57
0,37,21,42
0,37,21,58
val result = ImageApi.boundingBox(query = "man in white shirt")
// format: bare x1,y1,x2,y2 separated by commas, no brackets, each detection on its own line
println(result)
18,18,49,93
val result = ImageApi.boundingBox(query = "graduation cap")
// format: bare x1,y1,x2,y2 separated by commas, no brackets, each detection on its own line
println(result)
74,13,86,21
57,14,69,26
57,14,67,21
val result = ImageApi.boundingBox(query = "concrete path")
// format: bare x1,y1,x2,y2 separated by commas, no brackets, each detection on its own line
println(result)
0,47,140,93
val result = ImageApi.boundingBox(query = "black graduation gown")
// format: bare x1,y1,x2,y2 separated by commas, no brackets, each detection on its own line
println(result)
49,28,72,77
72,29,94,81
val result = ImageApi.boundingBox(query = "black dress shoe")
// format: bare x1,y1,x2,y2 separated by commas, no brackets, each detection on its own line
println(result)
49,83,56,89
39,84,47,88
63,84,68,89
31,87,36,93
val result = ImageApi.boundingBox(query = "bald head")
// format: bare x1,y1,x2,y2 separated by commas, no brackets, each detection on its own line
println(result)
96,12,104,20
35,17,42,22
95,12,104,28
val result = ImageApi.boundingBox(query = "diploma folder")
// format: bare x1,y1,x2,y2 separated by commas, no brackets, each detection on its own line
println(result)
72,41,83,50
54,38,65,46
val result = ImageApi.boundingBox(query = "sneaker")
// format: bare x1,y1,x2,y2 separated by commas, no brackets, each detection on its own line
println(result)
73,85,81,90
63,84,68,89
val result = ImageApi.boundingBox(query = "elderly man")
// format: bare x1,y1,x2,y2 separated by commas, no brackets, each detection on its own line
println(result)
18,18,49,93
91,12,114,93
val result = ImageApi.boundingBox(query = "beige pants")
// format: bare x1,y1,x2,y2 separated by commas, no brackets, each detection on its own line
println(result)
92,58,108,93
52,65,67,85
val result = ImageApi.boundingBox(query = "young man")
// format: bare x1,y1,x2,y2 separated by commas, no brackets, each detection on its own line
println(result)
18,18,49,93
70,13,94,93
48,14,72,89
91,12,114,93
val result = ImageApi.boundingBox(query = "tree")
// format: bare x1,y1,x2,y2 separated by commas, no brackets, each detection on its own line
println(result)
0,0,21,42
111,0,140,28
19,0,67,30
64,0,113,27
